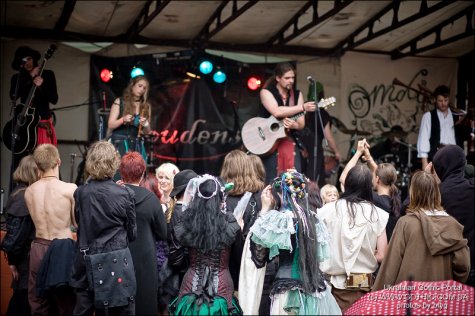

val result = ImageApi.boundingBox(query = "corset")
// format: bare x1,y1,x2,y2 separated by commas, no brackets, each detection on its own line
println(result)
179,247,234,308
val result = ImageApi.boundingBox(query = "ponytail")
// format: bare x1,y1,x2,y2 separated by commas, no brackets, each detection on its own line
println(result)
388,184,401,217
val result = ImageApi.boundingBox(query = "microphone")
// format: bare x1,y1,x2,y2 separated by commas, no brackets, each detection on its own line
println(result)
306,76,315,83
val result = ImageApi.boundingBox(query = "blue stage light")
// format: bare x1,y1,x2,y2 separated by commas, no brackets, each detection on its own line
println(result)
199,61,213,74
131,67,145,78
213,71,226,83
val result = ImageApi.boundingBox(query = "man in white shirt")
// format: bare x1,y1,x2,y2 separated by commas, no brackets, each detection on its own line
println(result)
417,85,463,169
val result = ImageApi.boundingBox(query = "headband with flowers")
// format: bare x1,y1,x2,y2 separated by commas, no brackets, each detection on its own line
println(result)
273,169,310,235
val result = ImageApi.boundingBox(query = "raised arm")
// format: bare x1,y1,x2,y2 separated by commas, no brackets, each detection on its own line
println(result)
339,138,369,191
363,145,378,173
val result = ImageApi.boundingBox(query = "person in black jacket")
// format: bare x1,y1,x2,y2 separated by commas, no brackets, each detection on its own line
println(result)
2,155,39,316
71,141,136,315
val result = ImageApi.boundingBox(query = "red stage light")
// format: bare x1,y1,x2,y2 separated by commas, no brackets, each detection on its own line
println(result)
247,77,261,90
100,68,113,83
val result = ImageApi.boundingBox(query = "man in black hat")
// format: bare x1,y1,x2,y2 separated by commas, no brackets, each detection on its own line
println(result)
8,46,58,172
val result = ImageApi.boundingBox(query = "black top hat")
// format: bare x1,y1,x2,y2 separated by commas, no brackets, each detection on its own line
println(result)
170,169,198,198
11,46,41,70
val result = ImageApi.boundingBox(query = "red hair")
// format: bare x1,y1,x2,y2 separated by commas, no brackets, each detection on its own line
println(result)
140,172,161,199
120,152,146,183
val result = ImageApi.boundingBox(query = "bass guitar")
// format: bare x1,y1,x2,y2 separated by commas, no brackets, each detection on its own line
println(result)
241,97,336,156
2,44,56,154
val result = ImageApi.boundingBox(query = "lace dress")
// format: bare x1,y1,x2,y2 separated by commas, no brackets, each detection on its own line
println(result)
245,209,341,315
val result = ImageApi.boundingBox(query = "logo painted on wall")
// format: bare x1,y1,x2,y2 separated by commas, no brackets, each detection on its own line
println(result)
347,69,430,135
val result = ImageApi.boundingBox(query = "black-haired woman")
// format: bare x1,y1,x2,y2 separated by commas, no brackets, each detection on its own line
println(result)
169,174,242,315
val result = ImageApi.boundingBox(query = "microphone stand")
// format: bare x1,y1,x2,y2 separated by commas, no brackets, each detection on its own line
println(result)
8,67,23,194
311,80,328,183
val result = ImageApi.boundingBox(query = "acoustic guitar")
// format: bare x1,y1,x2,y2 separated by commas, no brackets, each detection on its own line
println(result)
241,97,336,156
2,44,56,154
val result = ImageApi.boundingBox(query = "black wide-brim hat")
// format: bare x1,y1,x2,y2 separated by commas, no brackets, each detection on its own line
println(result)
11,46,41,70
170,169,198,198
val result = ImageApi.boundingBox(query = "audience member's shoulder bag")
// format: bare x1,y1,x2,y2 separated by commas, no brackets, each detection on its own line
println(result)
77,187,136,309
82,247,136,308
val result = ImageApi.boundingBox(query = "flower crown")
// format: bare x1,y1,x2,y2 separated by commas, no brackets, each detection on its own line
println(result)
273,169,306,200
273,169,311,235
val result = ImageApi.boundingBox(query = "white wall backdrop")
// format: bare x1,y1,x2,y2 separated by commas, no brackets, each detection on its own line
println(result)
336,52,457,160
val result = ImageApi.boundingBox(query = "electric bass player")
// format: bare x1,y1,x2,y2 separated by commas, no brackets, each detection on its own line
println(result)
4,46,58,190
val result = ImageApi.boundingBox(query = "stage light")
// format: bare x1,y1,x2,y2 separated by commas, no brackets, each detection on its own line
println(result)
199,61,213,74
247,76,261,90
100,68,113,83
213,71,226,83
130,67,145,78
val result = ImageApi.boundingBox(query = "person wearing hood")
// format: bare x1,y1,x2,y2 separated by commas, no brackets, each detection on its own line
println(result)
373,171,470,290
120,152,167,316
432,144,475,286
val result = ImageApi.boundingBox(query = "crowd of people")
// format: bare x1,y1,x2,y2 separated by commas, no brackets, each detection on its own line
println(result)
2,54,474,315
2,138,473,315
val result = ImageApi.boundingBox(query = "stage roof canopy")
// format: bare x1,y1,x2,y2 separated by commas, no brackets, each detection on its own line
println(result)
1,1,473,59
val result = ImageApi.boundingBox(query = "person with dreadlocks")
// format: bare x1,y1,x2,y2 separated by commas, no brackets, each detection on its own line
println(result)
168,174,242,315
240,169,340,315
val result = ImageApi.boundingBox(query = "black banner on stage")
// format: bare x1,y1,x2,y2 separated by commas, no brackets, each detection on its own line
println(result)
89,51,276,175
